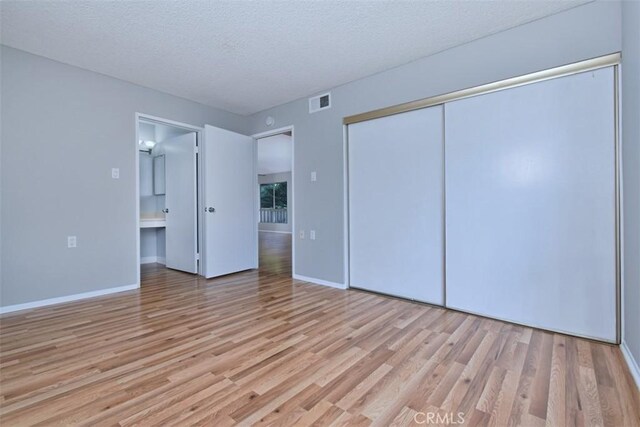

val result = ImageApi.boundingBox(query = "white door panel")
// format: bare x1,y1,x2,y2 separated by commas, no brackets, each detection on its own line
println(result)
348,106,444,305
164,133,198,274
202,125,257,278
445,67,616,341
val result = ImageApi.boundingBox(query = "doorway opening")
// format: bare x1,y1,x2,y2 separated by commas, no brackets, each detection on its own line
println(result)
136,115,201,281
136,114,259,286
255,128,294,277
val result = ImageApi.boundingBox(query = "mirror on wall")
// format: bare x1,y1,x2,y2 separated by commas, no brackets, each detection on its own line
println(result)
153,155,166,195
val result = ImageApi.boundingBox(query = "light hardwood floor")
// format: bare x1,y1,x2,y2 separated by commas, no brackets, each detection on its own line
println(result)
259,231,292,277
1,233,638,426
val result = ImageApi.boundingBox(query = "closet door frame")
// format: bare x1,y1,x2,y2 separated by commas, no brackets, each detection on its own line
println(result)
342,52,621,343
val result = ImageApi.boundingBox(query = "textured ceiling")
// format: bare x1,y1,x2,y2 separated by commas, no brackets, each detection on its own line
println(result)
258,134,292,175
1,0,589,115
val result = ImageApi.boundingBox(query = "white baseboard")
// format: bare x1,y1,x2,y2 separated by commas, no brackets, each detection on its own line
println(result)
621,341,640,390
140,256,166,265
258,230,292,234
0,283,139,315
293,274,347,290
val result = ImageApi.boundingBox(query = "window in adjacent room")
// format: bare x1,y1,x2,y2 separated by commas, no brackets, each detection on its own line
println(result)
260,182,287,223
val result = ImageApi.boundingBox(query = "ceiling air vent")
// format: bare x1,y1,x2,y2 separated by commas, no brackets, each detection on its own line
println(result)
309,92,331,113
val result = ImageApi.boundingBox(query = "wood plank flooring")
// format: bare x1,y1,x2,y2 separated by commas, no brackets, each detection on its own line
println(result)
259,231,292,277
1,233,638,426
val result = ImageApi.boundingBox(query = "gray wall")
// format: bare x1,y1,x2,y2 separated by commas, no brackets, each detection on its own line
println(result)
259,172,292,233
0,45,246,306
140,228,158,260
247,1,622,285
139,122,155,141
622,0,640,374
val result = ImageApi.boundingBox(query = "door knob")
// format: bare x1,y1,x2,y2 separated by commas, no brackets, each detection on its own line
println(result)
207,207,216,213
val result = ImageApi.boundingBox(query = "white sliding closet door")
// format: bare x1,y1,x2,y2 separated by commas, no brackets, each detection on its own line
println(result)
349,106,444,304
445,67,617,342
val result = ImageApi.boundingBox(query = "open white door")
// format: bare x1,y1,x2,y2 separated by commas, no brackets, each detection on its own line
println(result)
164,133,198,273
201,125,257,278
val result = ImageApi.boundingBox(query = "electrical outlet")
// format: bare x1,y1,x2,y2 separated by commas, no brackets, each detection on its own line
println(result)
311,171,317,182
111,168,120,179
67,236,77,248
310,230,316,240
299,230,305,239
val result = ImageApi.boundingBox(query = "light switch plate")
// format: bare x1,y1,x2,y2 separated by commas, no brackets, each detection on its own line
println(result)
311,171,317,182
299,230,305,239
112,168,120,179
310,230,316,240
67,236,77,248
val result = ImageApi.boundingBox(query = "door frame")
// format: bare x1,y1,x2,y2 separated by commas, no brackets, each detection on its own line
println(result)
252,126,295,277
134,113,204,285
